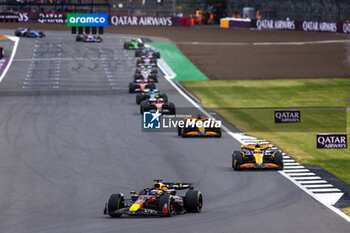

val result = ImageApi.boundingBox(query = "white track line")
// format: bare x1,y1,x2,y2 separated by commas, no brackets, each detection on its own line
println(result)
310,188,342,192
284,166,305,169
299,180,328,184
0,36,19,82
288,173,317,176
156,49,350,223
284,169,310,173
293,176,322,180
304,184,334,188
176,39,350,46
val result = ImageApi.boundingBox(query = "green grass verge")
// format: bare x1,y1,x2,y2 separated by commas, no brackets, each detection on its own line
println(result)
147,43,208,81
182,78,350,183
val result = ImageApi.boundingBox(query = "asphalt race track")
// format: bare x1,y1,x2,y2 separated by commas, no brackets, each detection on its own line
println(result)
0,30,349,233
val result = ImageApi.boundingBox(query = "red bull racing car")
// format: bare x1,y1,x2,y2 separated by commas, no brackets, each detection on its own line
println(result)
104,180,203,217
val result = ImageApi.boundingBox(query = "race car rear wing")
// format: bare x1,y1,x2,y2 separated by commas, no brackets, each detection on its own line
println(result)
162,182,193,190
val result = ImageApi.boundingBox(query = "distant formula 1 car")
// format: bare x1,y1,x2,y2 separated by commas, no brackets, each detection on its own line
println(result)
135,65,158,76
136,89,167,104
134,69,158,83
140,96,175,114
129,79,156,93
178,116,221,138
104,180,203,217
232,142,284,170
0,44,4,59
135,47,160,58
124,38,144,50
76,34,102,43
136,56,157,67
14,28,45,38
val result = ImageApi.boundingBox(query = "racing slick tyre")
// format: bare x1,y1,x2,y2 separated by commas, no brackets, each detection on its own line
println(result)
161,93,168,102
129,83,135,93
138,42,144,48
169,103,176,115
148,83,156,90
233,151,243,170
184,190,203,213
158,194,174,217
124,43,129,49
154,52,161,59
177,126,182,136
136,59,142,65
107,193,124,218
39,32,45,37
135,50,142,57
152,76,158,83
136,93,144,104
274,151,284,170
140,101,149,114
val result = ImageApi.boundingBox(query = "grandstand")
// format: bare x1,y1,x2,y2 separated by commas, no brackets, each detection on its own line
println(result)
226,0,350,22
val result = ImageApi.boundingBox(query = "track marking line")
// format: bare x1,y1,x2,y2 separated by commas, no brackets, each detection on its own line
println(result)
309,188,342,192
0,36,19,82
299,180,328,184
284,169,310,173
304,184,334,188
294,176,322,180
288,172,316,176
176,39,350,46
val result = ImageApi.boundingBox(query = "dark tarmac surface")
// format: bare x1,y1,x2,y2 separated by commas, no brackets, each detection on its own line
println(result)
0,30,348,233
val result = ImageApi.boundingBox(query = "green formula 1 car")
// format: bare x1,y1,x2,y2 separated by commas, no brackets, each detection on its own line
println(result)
124,38,144,50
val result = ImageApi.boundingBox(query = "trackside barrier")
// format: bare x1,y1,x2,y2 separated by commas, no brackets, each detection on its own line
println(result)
8,12,189,27
220,17,350,34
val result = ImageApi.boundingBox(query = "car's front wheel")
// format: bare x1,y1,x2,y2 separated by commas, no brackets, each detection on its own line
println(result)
107,193,124,218
184,190,203,213
158,194,174,217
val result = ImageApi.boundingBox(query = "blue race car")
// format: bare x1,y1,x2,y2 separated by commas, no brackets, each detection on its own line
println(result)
135,47,161,59
14,28,45,38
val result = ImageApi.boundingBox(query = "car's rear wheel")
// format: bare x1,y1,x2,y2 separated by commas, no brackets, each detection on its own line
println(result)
161,93,168,102
148,83,156,90
274,151,284,170
136,93,143,104
185,190,203,213
169,102,176,114
233,151,243,170
129,83,135,93
177,126,182,136
107,193,124,218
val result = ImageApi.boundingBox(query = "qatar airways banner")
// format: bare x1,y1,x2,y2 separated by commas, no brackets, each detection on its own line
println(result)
110,15,179,27
254,19,349,34
13,12,188,27
16,12,67,24
224,17,350,34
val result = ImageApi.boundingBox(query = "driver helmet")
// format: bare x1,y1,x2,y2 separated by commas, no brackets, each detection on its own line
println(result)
150,190,158,195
